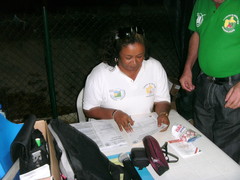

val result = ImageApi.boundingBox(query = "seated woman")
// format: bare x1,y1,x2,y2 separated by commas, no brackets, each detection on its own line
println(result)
83,26,171,132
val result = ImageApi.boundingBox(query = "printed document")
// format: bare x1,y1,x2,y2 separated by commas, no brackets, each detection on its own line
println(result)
71,113,167,152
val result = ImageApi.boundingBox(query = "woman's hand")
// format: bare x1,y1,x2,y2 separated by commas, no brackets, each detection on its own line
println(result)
154,102,171,132
113,110,134,132
157,113,170,132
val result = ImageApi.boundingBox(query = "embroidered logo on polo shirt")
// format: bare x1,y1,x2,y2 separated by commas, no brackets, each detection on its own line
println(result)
222,14,239,33
109,89,125,100
144,83,156,97
196,13,206,27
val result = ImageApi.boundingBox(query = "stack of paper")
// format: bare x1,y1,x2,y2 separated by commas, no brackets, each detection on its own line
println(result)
19,164,51,180
168,139,201,158
71,113,167,152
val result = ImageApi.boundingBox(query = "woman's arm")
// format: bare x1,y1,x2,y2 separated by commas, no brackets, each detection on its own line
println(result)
83,107,134,132
154,101,171,132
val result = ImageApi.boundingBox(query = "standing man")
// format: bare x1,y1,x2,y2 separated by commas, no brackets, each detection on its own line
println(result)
180,0,240,163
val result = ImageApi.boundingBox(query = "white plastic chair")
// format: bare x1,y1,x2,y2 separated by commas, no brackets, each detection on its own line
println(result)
76,88,87,122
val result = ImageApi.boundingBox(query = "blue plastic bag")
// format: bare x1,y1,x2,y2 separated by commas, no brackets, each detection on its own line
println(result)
0,114,23,179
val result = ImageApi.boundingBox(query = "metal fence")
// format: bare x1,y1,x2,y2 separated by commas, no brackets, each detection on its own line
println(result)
0,4,179,123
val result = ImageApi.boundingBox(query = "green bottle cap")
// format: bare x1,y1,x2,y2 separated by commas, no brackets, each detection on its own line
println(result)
35,138,41,147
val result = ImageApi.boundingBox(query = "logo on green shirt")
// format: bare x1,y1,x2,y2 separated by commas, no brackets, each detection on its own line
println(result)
196,13,206,27
222,14,239,33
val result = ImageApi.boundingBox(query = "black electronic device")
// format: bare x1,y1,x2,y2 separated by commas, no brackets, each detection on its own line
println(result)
130,147,149,170
118,153,142,180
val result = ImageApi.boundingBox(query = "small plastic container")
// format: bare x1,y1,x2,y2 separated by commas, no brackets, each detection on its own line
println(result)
172,124,201,142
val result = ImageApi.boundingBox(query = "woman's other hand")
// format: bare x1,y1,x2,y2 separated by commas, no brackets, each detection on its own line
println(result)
113,110,134,132
157,113,170,132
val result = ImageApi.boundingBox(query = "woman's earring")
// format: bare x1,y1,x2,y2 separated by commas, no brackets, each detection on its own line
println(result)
115,58,118,62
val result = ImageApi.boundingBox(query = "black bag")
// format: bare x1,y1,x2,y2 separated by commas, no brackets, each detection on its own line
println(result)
11,114,49,174
49,118,130,180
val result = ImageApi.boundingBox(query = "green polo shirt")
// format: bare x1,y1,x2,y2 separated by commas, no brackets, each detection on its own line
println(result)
189,0,240,77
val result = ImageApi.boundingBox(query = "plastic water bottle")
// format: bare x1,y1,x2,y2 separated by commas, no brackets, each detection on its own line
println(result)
0,104,6,118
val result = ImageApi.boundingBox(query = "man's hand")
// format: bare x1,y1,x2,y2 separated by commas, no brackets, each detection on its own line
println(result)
179,70,195,92
225,82,240,109
113,110,134,132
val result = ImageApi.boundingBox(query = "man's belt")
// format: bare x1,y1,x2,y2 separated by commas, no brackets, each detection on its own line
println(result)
204,73,240,85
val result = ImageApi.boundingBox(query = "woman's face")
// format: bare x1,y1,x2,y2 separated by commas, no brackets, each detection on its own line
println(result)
118,42,145,74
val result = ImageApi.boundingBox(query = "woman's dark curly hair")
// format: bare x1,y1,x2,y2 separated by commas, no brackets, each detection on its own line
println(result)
99,26,150,67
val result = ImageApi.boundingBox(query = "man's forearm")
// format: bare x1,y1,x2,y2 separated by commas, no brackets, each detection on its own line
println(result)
184,31,199,72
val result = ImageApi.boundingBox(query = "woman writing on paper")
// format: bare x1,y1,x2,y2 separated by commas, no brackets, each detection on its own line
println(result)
83,26,171,133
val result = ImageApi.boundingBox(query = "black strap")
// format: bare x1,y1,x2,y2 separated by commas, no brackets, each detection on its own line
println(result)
161,142,179,163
